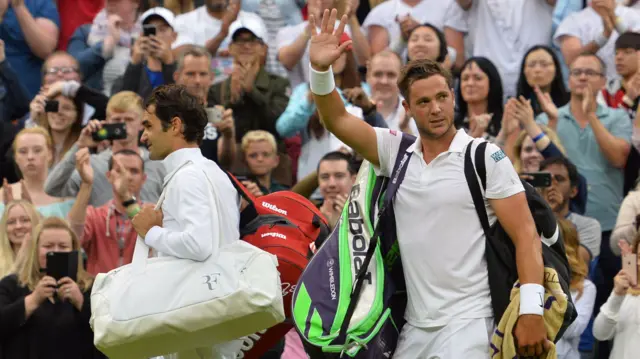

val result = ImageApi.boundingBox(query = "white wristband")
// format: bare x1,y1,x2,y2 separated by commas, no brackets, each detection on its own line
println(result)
519,283,545,316
309,65,335,96
594,32,608,48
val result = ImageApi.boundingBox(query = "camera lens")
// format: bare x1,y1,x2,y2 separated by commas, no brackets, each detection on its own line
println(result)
96,128,107,139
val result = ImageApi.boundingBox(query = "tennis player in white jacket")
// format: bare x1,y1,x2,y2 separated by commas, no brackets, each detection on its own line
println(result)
126,84,242,359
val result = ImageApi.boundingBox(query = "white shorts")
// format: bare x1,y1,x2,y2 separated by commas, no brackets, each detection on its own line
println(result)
393,318,494,359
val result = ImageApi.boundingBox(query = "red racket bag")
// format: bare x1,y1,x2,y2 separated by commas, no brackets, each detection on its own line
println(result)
227,174,330,358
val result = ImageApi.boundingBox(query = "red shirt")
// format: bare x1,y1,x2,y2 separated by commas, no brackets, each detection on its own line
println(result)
57,0,105,50
82,200,137,275
601,78,638,119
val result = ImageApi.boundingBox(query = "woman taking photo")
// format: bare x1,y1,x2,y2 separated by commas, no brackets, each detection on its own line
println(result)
593,238,640,359
0,127,75,218
0,200,40,279
454,57,504,141
516,45,569,117
30,94,84,166
0,217,100,359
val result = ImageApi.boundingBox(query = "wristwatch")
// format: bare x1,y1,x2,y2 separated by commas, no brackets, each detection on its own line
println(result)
122,196,137,207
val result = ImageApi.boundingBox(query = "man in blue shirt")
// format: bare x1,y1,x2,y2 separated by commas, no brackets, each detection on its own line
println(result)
536,52,631,359
0,0,60,98
537,53,631,235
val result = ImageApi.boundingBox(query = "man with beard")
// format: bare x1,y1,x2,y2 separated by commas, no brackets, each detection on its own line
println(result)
173,46,236,169
539,156,602,259
172,0,267,84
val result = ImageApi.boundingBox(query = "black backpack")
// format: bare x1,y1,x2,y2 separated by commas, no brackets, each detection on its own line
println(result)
463,140,577,340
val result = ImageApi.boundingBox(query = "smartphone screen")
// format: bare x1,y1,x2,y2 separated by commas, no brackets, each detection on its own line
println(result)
44,100,59,113
46,251,78,282
92,123,127,141
523,172,552,188
622,254,637,287
205,107,223,124
143,24,156,37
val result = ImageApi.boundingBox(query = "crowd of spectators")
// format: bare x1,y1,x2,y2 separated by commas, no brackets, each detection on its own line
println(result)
1,0,640,358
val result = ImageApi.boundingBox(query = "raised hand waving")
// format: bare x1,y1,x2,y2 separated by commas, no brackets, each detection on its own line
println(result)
308,9,353,72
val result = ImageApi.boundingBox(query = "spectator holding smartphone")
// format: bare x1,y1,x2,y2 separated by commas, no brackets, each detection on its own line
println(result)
593,238,640,359
30,93,84,166
539,157,601,259
113,7,178,99
24,52,106,132
45,91,166,208
0,217,101,359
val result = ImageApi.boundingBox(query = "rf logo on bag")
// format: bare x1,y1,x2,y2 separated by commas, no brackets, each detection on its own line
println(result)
202,273,221,290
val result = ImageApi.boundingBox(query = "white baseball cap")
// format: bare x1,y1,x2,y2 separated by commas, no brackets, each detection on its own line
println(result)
140,7,176,29
229,17,268,42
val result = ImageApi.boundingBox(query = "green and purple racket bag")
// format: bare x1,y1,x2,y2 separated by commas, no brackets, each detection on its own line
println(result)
292,133,415,358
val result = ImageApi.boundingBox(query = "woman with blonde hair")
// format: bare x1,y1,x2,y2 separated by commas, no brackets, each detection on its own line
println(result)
0,200,41,279
555,219,596,359
0,127,75,218
0,217,99,358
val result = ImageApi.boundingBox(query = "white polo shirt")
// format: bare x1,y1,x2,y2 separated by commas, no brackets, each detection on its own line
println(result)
374,128,524,328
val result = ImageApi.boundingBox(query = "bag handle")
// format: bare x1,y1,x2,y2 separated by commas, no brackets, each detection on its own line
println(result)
225,171,256,205
130,161,219,273
337,133,415,344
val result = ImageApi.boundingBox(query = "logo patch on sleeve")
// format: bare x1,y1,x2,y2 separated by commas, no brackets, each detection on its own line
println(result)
389,130,398,136
490,149,506,163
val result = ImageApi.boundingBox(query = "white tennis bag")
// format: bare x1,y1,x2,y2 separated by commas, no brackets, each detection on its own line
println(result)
90,164,285,359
